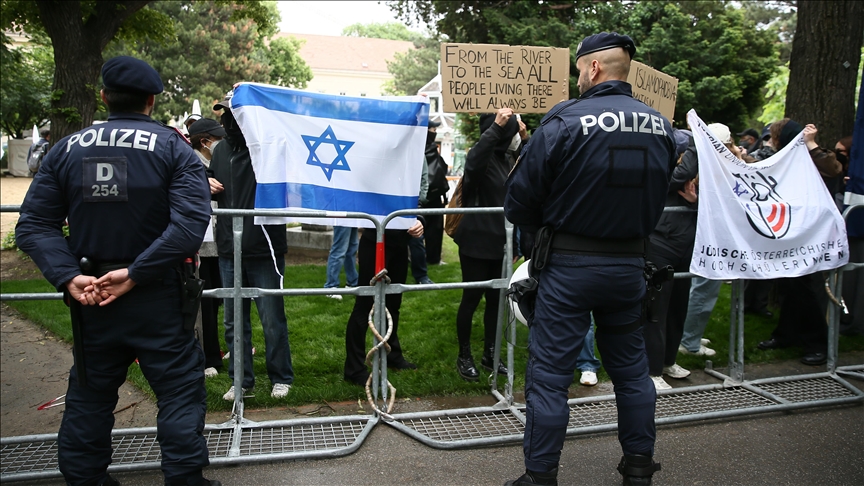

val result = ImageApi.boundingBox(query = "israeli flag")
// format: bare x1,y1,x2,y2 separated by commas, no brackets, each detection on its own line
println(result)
230,83,429,229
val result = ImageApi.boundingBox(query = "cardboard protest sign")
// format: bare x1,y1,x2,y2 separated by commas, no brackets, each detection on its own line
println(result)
627,60,678,121
440,43,569,114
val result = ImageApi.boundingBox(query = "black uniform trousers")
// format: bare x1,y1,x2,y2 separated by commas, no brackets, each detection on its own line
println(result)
523,254,655,473
644,239,693,376
772,272,829,353
59,274,208,485
344,230,410,381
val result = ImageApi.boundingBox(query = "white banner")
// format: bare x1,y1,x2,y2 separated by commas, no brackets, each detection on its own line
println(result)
230,83,429,229
687,110,848,279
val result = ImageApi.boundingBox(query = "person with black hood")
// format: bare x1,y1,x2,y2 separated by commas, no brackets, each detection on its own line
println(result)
208,90,295,400
757,119,842,366
452,107,518,381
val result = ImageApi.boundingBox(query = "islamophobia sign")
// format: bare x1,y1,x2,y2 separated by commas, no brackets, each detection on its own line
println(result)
627,61,678,121
440,43,569,113
687,109,848,279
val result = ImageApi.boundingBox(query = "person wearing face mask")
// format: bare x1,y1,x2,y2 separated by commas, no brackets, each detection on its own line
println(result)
451,107,518,382
208,90,295,401
188,118,227,377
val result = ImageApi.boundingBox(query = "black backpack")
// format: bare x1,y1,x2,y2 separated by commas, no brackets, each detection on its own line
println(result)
426,151,449,204
27,141,48,174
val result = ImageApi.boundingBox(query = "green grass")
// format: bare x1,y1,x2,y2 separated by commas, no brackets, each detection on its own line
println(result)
3,238,863,412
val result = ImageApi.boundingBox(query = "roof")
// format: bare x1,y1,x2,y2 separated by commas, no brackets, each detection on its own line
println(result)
274,32,415,73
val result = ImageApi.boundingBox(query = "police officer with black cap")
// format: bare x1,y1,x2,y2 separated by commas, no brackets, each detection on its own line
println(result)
16,56,219,486
504,33,676,486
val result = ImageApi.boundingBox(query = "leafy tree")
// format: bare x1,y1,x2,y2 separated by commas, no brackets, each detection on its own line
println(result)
1,0,278,141
0,35,53,138
342,21,423,43
391,1,779,128
785,0,863,146
759,63,789,125
106,1,308,121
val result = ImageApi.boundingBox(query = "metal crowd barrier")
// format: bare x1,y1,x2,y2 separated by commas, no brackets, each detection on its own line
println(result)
1,204,862,481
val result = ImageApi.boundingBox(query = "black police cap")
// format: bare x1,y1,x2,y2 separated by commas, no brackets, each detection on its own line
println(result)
101,56,163,94
576,32,636,60
428,119,441,128
188,118,227,137
737,128,760,139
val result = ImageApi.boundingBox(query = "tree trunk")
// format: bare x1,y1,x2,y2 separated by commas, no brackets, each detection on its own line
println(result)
36,1,150,142
785,0,864,148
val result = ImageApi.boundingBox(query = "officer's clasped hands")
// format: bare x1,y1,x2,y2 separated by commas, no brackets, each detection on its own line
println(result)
66,275,104,306
88,269,137,306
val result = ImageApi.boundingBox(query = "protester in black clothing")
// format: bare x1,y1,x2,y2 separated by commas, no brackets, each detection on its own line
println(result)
423,120,450,264
452,108,518,381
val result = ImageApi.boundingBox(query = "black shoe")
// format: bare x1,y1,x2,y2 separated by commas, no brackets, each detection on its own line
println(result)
388,358,418,370
456,355,479,381
417,277,434,285
800,352,827,366
503,468,558,486
757,338,789,350
618,455,660,486
87,475,119,486
344,371,370,387
482,348,508,375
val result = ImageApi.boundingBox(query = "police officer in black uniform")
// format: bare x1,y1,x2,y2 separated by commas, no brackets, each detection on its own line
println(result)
503,34,676,486
15,57,219,486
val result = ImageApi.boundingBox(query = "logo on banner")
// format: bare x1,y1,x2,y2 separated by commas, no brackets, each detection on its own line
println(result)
301,125,355,181
733,172,792,239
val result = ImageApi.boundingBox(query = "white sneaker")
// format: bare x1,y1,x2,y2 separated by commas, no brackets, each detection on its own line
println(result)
222,352,230,360
651,375,672,390
204,367,218,378
326,294,343,300
579,371,598,386
663,363,691,379
271,383,292,398
222,385,247,401
701,338,711,346
679,344,717,357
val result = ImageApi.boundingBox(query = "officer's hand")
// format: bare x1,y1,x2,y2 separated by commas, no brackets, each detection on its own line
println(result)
66,275,103,306
92,269,137,306
407,220,424,238
495,108,513,127
209,178,224,195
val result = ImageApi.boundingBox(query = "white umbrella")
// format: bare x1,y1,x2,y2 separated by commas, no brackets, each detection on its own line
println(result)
32,124,39,140
192,100,201,116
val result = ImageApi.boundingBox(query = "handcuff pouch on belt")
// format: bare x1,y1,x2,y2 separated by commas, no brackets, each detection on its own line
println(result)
179,257,205,331
508,226,554,327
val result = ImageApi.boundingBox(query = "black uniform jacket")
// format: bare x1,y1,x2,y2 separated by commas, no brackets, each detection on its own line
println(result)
208,131,288,259
16,113,211,288
505,80,676,239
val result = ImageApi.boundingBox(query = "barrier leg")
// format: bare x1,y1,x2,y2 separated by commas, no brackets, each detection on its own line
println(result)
827,269,843,374
491,222,514,405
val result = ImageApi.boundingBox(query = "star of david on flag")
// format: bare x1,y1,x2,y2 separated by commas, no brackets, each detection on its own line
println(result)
302,126,354,181
229,83,430,229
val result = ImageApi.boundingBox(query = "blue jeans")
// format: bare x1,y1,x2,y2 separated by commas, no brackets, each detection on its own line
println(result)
219,256,294,389
408,234,428,282
576,318,601,372
680,277,722,352
325,226,359,288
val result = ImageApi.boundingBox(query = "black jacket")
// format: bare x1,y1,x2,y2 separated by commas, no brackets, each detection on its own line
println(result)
454,120,518,260
208,130,287,259
651,138,698,254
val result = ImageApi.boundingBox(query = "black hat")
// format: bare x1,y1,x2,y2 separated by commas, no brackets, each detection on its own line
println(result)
736,128,760,139
188,118,227,137
576,32,636,60
778,120,802,150
761,125,771,141
101,56,163,94
428,119,441,128
213,90,234,111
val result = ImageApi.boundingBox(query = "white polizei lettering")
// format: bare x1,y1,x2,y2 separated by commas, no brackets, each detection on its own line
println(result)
598,112,620,132
109,129,117,146
651,115,665,135
66,134,81,153
618,111,633,132
79,129,98,147
95,163,114,181
580,115,598,135
116,129,134,148
133,130,150,150
148,133,158,151
95,128,109,146
638,113,651,134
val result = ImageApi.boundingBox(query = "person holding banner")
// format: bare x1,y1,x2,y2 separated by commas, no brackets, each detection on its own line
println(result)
504,32,675,486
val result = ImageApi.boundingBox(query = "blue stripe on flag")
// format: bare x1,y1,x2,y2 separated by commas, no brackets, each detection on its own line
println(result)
232,84,429,127
256,182,419,215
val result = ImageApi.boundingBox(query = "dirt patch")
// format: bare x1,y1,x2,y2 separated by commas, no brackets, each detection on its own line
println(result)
1,250,42,281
